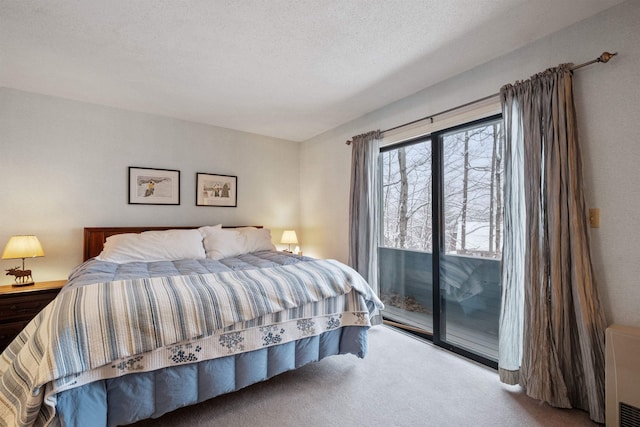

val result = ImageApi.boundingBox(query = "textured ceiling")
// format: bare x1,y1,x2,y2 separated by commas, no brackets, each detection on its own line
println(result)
0,0,625,141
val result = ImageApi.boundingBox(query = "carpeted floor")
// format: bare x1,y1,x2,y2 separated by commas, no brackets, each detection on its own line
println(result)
132,326,598,426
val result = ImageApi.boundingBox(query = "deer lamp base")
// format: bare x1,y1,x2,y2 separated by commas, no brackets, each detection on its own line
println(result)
5,266,35,287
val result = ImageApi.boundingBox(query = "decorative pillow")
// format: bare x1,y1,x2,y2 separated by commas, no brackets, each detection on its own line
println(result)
199,226,275,260
96,229,206,263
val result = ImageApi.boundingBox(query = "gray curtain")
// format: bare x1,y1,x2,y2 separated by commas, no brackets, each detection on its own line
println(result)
498,64,607,423
348,130,382,325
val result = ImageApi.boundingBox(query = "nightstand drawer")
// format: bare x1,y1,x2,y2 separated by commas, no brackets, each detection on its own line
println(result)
0,281,65,352
0,292,56,322
0,320,30,349
0,293,53,323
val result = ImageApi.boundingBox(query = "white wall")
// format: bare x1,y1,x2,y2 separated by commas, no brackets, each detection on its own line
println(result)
300,0,640,327
0,88,300,283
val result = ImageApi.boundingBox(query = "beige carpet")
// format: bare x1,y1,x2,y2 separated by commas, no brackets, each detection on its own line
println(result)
132,326,598,426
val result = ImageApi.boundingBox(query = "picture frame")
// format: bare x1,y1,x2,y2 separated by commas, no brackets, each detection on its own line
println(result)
128,167,180,205
196,173,237,207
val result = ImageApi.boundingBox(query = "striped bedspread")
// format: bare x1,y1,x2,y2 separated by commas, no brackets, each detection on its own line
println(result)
0,259,382,427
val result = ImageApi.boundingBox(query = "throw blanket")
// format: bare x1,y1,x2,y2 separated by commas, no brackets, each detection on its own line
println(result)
0,260,383,427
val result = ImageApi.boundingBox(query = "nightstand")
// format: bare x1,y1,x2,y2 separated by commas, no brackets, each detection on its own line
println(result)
0,280,66,351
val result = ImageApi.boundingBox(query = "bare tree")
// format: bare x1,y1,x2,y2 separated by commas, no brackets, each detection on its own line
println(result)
460,131,470,252
494,124,503,255
489,125,497,253
397,147,408,248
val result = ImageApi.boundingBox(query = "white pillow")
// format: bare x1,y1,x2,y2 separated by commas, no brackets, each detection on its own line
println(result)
199,226,275,260
238,227,277,253
96,229,206,263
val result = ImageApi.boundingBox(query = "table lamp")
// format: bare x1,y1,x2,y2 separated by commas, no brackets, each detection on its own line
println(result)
280,230,298,253
2,235,45,286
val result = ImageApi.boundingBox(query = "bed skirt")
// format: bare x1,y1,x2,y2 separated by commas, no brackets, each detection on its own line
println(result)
56,326,368,427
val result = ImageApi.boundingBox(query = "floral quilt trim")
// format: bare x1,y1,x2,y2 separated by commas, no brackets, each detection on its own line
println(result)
62,310,370,392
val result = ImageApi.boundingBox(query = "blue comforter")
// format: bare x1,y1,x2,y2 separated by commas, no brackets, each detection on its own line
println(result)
63,250,314,291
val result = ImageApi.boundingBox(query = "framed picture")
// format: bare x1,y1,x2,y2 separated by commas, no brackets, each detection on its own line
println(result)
196,173,237,207
128,167,180,205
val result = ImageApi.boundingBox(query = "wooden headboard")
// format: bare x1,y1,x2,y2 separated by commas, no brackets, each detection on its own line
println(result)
83,226,262,261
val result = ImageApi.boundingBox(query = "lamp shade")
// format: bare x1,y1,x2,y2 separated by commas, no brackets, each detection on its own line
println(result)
2,235,45,260
280,230,298,245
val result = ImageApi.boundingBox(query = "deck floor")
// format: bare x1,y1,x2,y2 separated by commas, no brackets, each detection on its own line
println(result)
383,305,498,361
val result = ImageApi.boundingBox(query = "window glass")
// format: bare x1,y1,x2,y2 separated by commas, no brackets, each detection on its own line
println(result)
381,139,432,252
442,119,503,259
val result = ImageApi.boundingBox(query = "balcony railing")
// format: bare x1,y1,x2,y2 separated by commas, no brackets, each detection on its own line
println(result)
379,246,501,360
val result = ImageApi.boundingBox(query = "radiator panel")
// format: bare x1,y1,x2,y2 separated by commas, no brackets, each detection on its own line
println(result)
606,324,640,427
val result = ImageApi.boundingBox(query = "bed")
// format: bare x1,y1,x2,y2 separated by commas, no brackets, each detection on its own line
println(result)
0,225,383,427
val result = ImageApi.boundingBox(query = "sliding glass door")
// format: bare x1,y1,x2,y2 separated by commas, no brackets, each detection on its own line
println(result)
379,140,433,335
379,115,503,366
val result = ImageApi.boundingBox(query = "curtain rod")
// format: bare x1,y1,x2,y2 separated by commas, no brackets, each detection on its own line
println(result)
346,51,617,144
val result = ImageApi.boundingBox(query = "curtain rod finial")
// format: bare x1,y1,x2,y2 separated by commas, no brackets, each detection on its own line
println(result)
598,52,617,63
